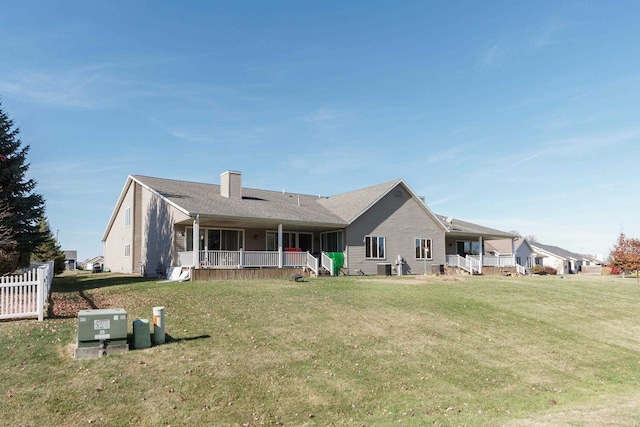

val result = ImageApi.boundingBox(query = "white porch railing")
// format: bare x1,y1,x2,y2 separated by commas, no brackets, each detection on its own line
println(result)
446,255,480,274
516,264,526,275
469,255,517,267
1,262,53,322
321,253,334,276
178,250,318,272
306,252,319,276
244,251,279,267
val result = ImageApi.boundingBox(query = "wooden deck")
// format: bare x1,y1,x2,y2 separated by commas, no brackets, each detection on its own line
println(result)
191,267,307,281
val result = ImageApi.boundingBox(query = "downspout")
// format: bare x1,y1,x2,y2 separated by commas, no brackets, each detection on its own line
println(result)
478,236,483,275
278,223,283,268
512,238,516,267
193,215,200,269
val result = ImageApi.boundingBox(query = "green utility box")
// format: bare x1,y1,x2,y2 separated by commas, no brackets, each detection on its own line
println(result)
74,308,129,359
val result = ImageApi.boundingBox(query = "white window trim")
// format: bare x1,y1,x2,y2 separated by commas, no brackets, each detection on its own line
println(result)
124,207,131,228
124,243,131,257
365,235,386,260
185,226,245,251
415,238,433,260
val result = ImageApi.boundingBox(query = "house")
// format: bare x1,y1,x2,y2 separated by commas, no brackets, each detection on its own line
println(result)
81,255,104,271
436,215,522,274
63,250,77,270
578,253,603,274
484,238,542,274
528,242,583,274
102,171,519,279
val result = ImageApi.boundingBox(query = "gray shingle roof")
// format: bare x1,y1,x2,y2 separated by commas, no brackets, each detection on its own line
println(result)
529,242,582,260
316,179,403,223
436,214,517,239
133,175,346,225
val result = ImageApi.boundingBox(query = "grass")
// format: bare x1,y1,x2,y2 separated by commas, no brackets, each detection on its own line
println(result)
1,272,640,426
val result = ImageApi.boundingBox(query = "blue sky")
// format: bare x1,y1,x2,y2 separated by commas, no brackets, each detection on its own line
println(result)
1,1,638,261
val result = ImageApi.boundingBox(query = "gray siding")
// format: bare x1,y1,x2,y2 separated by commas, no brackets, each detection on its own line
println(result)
140,186,176,277
345,184,445,275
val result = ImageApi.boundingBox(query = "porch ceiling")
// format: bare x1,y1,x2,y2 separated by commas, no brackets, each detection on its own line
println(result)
175,216,345,232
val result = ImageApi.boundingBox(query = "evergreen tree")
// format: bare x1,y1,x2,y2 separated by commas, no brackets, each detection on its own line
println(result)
0,201,18,273
31,215,65,275
0,100,45,273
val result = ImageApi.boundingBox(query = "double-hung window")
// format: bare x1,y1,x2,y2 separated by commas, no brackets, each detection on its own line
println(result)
415,238,432,260
124,207,131,227
365,235,385,259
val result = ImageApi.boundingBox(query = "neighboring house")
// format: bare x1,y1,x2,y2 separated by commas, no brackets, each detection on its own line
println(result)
579,254,603,274
528,242,583,274
63,250,77,270
102,171,519,278
81,255,104,271
436,215,521,274
484,238,541,273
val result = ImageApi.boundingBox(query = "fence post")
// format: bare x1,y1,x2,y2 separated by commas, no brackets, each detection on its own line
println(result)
37,267,45,322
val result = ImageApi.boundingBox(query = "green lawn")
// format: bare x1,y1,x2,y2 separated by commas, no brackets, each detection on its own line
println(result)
1,272,639,426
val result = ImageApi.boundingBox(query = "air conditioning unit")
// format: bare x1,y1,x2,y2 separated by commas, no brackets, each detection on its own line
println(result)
74,308,129,359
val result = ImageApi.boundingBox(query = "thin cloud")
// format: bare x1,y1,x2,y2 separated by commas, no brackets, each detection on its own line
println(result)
479,42,508,69
304,108,340,123
509,130,638,167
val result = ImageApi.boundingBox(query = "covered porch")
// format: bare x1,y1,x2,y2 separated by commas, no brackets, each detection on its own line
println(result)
174,214,346,277
440,215,523,275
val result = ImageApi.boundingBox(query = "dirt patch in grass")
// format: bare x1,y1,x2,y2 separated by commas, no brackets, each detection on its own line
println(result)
359,274,465,285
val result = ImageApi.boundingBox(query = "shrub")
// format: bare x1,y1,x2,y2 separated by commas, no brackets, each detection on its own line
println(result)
531,265,546,275
544,266,558,275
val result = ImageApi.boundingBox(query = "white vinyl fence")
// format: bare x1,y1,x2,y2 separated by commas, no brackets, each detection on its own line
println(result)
0,261,54,321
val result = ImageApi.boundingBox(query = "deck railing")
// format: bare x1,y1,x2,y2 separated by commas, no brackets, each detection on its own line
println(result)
178,250,317,272
446,254,480,274
321,253,334,276
469,255,516,267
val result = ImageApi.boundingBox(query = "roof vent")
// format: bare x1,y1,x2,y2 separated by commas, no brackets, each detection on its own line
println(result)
220,171,242,199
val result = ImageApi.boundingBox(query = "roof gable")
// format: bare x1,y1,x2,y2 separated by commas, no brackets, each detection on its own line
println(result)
317,179,449,231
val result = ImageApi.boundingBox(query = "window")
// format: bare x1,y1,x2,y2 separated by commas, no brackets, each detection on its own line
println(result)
186,227,244,251
365,235,385,259
415,238,432,260
516,256,522,265
124,243,131,257
321,230,344,252
124,207,131,227
266,231,313,252
456,241,481,256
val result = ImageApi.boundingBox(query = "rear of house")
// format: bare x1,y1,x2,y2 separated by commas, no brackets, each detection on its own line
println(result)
102,171,522,279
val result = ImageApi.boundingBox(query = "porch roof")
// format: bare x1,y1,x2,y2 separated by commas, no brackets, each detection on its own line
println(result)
133,175,347,226
529,242,582,261
436,214,518,240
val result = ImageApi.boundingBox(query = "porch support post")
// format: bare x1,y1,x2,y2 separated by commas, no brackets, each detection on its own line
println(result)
511,238,516,267
277,223,283,268
478,236,483,275
193,215,200,269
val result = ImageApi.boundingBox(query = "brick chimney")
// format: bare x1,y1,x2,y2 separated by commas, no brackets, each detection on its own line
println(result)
220,171,242,199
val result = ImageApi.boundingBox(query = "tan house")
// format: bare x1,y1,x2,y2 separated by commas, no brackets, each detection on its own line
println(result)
102,171,519,279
